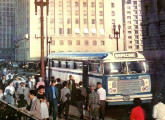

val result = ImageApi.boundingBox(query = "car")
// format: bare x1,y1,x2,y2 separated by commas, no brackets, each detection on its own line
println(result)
23,62,37,72
12,62,19,70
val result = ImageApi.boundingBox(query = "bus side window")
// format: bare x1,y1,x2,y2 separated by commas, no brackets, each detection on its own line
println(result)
66,62,69,68
59,61,61,67
89,63,100,73
74,62,83,70
74,62,77,69
61,61,66,68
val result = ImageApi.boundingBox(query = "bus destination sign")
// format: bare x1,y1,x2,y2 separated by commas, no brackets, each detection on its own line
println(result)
114,52,137,58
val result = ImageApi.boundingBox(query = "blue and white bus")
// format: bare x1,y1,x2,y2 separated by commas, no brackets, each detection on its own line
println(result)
46,51,152,105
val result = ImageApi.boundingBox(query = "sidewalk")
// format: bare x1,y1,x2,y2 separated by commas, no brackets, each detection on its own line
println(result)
50,105,117,120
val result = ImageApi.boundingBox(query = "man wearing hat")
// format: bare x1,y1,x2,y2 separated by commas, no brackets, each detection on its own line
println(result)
87,84,100,120
16,82,30,105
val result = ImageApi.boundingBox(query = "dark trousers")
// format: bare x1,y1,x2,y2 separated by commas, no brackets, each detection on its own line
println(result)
61,101,70,119
77,101,85,116
49,98,58,120
99,100,106,120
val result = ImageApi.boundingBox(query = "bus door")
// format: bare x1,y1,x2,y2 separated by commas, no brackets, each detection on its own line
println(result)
83,61,89,88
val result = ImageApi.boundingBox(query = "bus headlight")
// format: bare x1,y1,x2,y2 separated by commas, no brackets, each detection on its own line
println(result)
108,80,117,94
139,75,151,92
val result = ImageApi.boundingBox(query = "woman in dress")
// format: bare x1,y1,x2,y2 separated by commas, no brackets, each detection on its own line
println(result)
37,85,49,120
4,81,15,105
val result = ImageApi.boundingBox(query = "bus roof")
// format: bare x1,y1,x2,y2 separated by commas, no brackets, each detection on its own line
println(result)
48,51,145,61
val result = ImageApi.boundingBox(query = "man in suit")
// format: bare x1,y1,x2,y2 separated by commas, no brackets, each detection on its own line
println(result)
67,75,76,104
46,79,59,120
61,81,70,120
0,75,8,91
16,82,30,105
26,76,35,90
24,90,42,119
55,78,63,117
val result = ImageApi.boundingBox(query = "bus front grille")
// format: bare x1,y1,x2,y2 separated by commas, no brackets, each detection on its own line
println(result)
117,80,141,94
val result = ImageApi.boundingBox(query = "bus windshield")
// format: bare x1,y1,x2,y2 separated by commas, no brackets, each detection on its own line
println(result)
104,61,146,75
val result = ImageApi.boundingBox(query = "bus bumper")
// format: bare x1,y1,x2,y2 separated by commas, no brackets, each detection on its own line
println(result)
106,93,152,105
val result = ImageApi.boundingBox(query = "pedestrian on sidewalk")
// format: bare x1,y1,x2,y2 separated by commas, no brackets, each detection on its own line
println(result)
55,78,63,117
130,98,146,120
97,82,106,120
37,85,49,120
46,79,59,120
153,93,165,120
61,81,70,120
76,81,87,119
88,84,100,120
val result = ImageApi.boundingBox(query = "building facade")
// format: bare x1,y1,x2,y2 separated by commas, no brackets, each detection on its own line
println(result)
0,0,16,60
141,0,165,67
15,0,124,61
123,0,143,51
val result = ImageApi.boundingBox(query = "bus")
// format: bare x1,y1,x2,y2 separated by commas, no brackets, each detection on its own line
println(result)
46,51,152,105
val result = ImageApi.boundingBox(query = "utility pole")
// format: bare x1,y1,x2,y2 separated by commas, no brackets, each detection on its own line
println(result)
34,0,49,80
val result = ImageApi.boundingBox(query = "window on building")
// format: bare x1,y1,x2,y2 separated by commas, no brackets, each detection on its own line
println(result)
92,19,95,24
135,25,138,29
135,40,139,44
100,19,103,24
60,40,64,45
134,6,137,9
67,18,71,24
75,19,79,24
99,11,103,16
67,28,72,34
75,10,79,16
135,45,139,49
68,40,72,45
59,28,63,34
128,36,132,39
93,40,97,46
111,11,115,16
134,11,138,14
128,46,132,49
135,35,139,39
134,15,138,19
135,30,138,34
84,19,87,24
75,2,78,7
51,40,55,45
128,31,131,34
129,41,132,44
99,2,103,8
134,20,138,24
127,6,131,9
101,40,105,45
111,3,115,8
127,16,131,19
127,11,131,14
128,26,131,29
83,2,87,7
85,40,89,45
127,21,131,24
76,40,80,45
133,1,137,5
91,2,95,7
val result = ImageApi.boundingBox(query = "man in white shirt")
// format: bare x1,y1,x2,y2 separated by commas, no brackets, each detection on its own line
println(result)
153,93,165,120
97,82,106,120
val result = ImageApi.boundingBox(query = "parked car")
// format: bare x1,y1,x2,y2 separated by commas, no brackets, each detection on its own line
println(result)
23,62,37,72
12,62,19,70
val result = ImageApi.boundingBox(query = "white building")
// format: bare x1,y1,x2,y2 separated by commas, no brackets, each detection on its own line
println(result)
123,0,143,51
15,0,124,61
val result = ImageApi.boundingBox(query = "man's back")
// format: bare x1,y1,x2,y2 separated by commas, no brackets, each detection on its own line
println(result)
61,87,70,103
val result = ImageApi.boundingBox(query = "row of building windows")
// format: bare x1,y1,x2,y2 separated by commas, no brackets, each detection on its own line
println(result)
50,40,105,46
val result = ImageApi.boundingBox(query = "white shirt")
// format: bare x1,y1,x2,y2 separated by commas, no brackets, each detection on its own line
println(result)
0,93,3,100
6,73,13,80
4,86,15,95
31,79,36,85
97,87,106,100
153,102,165,120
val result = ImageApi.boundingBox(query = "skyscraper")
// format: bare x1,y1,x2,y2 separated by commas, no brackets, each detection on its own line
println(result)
0,0,16,60
123,0,143,51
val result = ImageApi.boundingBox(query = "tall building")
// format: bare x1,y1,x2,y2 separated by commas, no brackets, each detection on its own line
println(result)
123,0,143,51
0,0,16,60
141,0,165,73
15,0,124,61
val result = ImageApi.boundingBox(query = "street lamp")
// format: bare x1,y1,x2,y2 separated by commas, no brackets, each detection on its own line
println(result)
34,0,49,80
113,24,121,51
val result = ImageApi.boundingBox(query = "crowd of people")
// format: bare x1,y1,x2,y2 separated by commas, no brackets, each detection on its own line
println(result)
0,67,165,120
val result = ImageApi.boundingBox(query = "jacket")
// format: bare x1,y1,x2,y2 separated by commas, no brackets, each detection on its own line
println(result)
46,85,59,103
